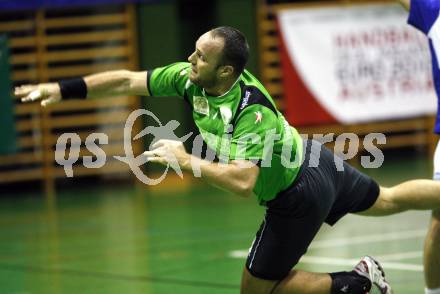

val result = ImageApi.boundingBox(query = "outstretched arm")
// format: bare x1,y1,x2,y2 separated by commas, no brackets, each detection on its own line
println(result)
85,70,149,98
15,70,149,106
397,0,410,11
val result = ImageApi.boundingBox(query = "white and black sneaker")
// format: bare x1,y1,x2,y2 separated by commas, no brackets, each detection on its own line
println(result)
354,256,392,294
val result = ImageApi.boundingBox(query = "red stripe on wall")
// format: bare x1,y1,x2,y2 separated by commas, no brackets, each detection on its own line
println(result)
277,19,337,126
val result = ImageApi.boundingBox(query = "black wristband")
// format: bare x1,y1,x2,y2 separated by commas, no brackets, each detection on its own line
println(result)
59,78,87,100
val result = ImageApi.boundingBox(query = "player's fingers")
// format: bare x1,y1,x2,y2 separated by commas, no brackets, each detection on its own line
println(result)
21,89,43,103
145,157,161,163
41,96,60,107
141,151,166,165
14,84,34,93
14,85,37,98
151,140,167,150
142,150,156,157
143,149,164,158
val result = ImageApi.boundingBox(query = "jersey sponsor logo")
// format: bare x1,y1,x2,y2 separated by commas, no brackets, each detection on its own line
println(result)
240,90,251,110
254,111,263,123
193,96,209,115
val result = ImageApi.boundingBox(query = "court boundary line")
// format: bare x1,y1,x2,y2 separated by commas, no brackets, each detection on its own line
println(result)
309,229,426,249
229,229,427,272
228,251,423,272
0,262,240,289
375,251,422,261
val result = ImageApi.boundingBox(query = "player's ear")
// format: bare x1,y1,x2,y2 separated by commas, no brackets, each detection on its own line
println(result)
219,65,234,78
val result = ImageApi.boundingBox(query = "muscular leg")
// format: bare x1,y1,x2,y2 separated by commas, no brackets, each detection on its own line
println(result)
425,209,440,289
358,180,440,289
357,180,440,216
425,139,440,291
241,267,331,294
241,267,375,294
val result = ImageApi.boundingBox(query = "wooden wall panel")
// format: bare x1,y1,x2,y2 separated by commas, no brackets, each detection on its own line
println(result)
0,4,142,194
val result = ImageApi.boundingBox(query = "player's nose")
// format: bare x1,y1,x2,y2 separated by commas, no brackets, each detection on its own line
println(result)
188,52,195,64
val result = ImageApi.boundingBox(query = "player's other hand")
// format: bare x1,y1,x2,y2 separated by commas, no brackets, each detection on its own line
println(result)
143,139,190,167
14,83,62,107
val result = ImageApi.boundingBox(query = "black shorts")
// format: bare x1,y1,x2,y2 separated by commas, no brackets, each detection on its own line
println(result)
245,139,380,281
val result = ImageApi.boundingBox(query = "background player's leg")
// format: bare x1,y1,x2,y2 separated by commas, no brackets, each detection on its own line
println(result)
425,140,440,292
357,179,440,292
424,209,440,290
425,142,440,292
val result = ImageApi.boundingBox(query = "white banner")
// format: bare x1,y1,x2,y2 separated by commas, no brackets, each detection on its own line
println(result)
278,3,436,123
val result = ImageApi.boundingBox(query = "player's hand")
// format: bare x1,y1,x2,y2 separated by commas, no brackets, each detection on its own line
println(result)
14,83,62,107
143,139,190,168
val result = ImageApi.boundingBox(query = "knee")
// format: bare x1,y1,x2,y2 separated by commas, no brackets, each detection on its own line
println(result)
241,268,279,294
379,186,408,212
240,268,252,294
365,186,404,216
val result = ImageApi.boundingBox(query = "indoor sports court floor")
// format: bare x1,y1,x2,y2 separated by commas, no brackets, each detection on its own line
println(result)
0,151,433,293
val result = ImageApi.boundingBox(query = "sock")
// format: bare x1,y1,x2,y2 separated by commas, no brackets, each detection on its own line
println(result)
330,271,371,294
426,288,440,294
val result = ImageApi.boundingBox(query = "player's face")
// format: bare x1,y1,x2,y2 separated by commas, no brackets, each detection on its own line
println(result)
187,32,224,89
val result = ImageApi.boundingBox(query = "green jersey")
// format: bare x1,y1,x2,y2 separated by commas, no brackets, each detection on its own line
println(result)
147,62,303,204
